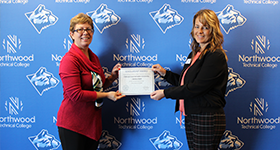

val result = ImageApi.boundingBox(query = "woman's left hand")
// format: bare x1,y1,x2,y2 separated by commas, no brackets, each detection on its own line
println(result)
103,63,121,89
150,90,165,100
111,63,121,79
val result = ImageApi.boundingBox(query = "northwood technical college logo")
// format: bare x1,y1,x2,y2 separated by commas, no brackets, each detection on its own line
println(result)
251,35,270,54
249,98,268,116
126,34,145,53
2,35,21,54
5,97,23,115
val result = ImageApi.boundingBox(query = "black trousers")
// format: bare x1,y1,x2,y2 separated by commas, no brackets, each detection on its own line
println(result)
58,127,99,150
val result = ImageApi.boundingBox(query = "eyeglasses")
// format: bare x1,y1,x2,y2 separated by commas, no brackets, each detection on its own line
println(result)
73,28,94,34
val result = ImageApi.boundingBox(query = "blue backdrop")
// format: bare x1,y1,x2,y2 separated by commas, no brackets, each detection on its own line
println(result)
1,0,280,150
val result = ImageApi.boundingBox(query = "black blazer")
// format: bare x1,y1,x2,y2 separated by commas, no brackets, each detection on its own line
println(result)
164,49,228,115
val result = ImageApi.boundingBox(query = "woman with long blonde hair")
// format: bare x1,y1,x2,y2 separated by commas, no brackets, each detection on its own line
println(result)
151,9,228,150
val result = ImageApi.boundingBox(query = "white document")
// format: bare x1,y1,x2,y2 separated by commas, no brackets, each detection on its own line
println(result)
119,67,155,95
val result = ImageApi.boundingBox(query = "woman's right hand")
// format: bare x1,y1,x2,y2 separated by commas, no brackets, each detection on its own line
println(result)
151,64,166,77
107,91,126,101
150,90,165,100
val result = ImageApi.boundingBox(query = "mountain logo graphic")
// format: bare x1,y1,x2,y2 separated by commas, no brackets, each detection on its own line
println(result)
150,4,184,34
226,67,246,96
218,130,244,150
98,130,122,150
150,130,183,150
25,4,58,34
28,129,61,150
216,4,246,34
87,4,121,34
26,67,59,96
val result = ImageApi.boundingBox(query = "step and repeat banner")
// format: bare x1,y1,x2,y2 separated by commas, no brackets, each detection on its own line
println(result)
1,0,279,150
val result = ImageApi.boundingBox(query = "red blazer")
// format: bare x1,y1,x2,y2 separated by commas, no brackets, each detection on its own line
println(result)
57,43,105,141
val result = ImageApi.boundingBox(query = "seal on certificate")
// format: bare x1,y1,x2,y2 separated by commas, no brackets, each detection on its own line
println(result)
122,85,129,92
143,86,150,91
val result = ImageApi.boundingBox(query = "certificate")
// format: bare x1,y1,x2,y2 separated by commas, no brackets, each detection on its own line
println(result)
119,67,154,95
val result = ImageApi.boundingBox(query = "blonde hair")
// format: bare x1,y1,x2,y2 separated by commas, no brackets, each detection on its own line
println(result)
190,9,228,61
69,13,94,32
